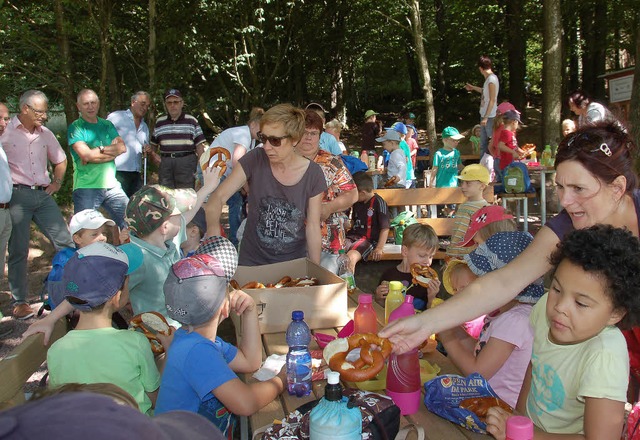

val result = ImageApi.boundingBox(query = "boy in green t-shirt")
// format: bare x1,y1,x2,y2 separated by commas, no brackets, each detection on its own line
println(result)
46,242,161,415
430,126,464,188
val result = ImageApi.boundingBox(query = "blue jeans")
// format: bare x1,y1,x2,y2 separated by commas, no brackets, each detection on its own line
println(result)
227,190,243,248
8,188,74,303
72,186,129,229
479,117,495,157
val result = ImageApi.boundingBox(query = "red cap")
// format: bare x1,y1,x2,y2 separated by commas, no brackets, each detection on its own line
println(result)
456,205,514,247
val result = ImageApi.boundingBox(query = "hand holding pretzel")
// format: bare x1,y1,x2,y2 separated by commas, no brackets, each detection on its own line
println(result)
200,147,230,177
323,333,393,382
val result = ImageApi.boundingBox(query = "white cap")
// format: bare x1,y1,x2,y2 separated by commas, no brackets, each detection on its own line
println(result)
69,209,115,235
327,371,340,385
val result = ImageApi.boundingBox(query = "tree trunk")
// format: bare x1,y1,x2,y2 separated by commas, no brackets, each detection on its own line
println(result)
54,0,78,126
629,27,640,153
408,0,437,150
433,0,448,107
505,0,527,113
542,0,563,147
147,0,157,131
87,0,113,116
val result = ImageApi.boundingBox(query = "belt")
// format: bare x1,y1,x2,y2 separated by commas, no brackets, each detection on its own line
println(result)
158,151,195,158
0,203,9,209
13,184,45,191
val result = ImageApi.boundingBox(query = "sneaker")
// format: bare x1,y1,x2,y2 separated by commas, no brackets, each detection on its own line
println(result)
13,303,35,320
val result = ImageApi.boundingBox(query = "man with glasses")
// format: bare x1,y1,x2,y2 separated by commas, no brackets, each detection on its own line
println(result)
68,89,128,237
149,89,207,189
107,91,151,197
0,91,74,320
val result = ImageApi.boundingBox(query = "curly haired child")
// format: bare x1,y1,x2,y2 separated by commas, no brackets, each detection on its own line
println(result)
486,225,640,440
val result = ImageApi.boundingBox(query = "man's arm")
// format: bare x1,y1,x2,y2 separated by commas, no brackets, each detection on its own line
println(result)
196,141,208,158
71,136,125,164
45,159,67,195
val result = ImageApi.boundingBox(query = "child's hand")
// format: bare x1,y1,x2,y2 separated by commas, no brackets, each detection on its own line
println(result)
230,289,256,315
485,406,512,440
201,164,222,194
371,247,384,261
375,281,390,302
157,326,176,352
426,278,441,305
119,227,130,244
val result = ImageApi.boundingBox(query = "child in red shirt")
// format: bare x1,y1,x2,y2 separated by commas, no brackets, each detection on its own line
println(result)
497,110,525,171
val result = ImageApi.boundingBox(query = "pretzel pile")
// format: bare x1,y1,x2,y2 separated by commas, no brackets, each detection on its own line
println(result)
230,276,319,290
129,311,171,355
200,147,230,177
323,333,393,382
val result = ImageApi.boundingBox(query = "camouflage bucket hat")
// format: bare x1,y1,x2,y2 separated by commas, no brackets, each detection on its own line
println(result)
125,185,197,237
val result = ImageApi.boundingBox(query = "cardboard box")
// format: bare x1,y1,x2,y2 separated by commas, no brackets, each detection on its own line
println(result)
234,258,349,334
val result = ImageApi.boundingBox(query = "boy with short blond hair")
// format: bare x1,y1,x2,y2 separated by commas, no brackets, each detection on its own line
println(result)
375,223,440,311
377,130,406,189
156,238,285,438
345,172,390,271
446,164,490,257
46,242,160,415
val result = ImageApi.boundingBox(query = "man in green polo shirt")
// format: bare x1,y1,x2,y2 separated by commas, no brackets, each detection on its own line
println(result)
68,89,128,230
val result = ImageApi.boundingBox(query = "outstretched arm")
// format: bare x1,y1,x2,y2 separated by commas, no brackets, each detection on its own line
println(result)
380,226,559,353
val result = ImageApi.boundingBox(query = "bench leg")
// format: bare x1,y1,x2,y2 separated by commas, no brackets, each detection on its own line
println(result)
523,198,528,233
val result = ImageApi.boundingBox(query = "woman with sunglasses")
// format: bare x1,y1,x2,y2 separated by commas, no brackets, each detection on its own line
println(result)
205,104,326,266
382,123,636,344
296,110,358,273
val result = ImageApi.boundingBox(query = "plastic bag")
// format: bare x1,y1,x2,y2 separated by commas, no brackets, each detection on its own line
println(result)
423,372,501,434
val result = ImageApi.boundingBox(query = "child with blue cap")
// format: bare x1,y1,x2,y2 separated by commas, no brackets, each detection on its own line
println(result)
46,241,161,415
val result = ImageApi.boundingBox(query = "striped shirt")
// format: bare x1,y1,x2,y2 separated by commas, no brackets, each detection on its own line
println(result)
151,112,206,153
446,199,489,256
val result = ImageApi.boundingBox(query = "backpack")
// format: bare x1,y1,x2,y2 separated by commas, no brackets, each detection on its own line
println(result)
502,162,534,194
38,246,76,316
390,211,418,245
341,154,369,176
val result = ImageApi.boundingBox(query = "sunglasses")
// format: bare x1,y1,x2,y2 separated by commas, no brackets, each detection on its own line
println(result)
257,131,290,147
565,132,612,157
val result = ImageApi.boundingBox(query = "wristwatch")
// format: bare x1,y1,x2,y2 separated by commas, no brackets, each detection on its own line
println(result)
99,145,105,154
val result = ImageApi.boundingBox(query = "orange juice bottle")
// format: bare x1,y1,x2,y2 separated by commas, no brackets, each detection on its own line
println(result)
354,294,377,334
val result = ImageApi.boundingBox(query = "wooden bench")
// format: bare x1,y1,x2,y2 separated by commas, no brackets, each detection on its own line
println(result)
0,318,67,409
373,186,494,260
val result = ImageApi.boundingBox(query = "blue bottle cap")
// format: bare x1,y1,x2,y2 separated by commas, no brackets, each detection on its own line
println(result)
292,310,304,320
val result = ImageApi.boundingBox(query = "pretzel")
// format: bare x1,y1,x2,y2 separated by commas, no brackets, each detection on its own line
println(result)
241,281,265,289
410,264,439,287
283,277,319,287
200,147,230,176
384,175,400,188
323,333,393,382
129,311,171,355
459,397,513,421
230,280,241,290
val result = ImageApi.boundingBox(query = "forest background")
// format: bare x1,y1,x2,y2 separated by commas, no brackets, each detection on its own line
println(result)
1,0,639,168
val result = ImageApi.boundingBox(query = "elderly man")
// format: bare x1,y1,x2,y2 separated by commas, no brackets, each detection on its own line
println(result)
68,89,128,229
1,91,74,319
107,91,151,197
149,89,207,189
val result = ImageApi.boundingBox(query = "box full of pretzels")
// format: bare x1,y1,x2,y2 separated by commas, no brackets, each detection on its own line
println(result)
232,258,349,334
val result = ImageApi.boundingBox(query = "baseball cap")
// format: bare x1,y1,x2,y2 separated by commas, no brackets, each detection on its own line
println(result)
305,102,327,113
194,235,238,282
375,130,402,143
456,205,514,247
496,101,519,115
456,164,490,185
125,185,197,237
364,110,378,118
406,124,417,133
164,89,182,100
442,126,465,140
464,231,544,304
53,242,143,311
0,392,225,440
70,209,115,235
502,110,522,123
408,112,416,119
386,122,407,135
164,254,230,326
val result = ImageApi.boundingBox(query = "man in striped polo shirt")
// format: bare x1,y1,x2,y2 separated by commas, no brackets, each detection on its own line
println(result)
149,89,208,189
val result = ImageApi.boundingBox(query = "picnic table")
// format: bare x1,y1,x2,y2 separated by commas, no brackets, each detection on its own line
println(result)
241,291,490,440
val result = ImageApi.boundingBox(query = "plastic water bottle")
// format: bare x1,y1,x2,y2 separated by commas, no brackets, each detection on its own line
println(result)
309,371,361,440
506,415,534,440
368,151,377,170
386,295,421,415
354,293,377,334
337,249,356,293
285,310,312,397
384,281,404,324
